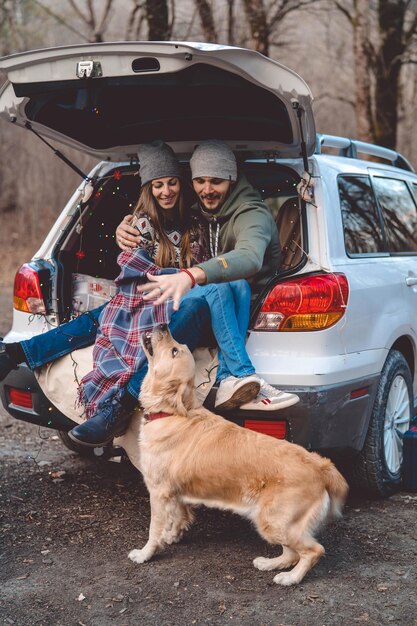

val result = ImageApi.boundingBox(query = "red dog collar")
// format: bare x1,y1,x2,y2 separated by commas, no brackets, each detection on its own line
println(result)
146,412,172,421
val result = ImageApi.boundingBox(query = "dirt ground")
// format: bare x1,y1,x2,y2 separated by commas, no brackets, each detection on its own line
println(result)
1,291,417,626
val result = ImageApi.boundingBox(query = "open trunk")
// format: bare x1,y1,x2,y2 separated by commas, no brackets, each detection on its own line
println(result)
0,42,311,320
0,41,315,162
54,159,304,320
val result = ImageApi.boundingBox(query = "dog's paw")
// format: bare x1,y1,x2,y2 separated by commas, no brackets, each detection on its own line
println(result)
253,556,276,571
273,571,299,586
163,530,183,545
128,548,151,564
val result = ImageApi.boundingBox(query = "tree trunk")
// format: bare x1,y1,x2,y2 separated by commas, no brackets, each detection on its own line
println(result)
146,0,170,40
373,0,406,149
194,0,217,42
353,0,374,143
242,0,269,56
227,0,235,45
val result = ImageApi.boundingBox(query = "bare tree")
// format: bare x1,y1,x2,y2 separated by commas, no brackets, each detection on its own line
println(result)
0,0,46,54
227,0,235,44
145,0,171,39
125,0,145,40
195,0,217,42
66,0,114,42
34,0,171,44
242,0,268,54
31,0,114,42
374,0,417,149
354,0,374,143
241,0,319,57
0,0,22,55
334,0,374,143
334,0,417,149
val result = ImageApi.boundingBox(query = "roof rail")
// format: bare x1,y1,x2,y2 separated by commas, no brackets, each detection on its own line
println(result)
315,133,414,172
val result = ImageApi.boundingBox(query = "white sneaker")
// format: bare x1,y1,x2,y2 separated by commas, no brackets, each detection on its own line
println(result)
239,379,299,411
215,375,261,411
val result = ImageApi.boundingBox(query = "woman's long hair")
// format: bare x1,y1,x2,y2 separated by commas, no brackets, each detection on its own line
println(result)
132,180,193,268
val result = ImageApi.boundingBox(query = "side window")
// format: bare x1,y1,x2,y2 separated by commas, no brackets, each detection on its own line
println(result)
372,177,417,253
338,175,385,254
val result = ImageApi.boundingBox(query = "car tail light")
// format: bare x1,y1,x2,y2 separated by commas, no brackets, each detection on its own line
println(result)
254,273,349,332
13,264,46,314
244,419,287,439
8,387,33,409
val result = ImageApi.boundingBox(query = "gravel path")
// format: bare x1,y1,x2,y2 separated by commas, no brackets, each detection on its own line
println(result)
1,287,417,626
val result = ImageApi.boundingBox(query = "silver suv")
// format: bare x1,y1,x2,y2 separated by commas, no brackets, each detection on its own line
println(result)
1,42,416,497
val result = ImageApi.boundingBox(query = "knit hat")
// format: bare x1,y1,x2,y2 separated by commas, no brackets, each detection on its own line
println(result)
190,140,237,182
138,140,181,186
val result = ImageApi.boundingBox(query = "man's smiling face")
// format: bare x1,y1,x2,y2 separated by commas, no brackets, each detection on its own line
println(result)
192,177,232,212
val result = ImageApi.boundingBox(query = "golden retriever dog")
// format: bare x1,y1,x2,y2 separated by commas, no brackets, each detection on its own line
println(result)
128,324,348,586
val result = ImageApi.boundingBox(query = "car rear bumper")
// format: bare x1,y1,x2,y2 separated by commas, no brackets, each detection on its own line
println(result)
1,364,379,456
0,364,78,431
207,373,380,456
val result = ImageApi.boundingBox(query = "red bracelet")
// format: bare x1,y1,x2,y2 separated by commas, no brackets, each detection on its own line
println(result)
180,268,196,288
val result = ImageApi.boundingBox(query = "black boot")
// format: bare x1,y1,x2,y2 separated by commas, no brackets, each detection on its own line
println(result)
67,397,135,447
0,341,19,382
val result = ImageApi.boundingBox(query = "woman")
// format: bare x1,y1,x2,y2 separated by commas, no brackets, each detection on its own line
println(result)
69,141,263,446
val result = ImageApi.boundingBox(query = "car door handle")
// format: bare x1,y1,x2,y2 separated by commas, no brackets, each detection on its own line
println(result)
406,277,417,286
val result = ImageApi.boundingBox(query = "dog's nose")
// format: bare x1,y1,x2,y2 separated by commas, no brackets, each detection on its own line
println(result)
158,323,168,332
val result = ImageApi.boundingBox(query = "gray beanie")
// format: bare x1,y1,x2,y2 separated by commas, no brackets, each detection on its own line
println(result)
190,140,237,181
138,140,181,186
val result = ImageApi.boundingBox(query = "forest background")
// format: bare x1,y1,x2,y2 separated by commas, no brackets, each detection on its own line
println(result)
1,0,417,289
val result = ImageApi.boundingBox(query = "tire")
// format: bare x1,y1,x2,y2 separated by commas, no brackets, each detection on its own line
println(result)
351,350,412,498
58,430,96,457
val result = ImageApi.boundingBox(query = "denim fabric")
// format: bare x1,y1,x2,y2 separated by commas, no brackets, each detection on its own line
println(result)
21,299,212,400
20,279,253,399
126,295,212,398
187,280,255,382
21,305,106,369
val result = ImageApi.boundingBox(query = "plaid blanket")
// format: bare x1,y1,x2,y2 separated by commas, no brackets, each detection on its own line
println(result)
78,249,177,418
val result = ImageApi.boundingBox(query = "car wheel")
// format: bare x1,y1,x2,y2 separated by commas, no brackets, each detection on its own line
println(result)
351,349,412,498
58,430,95,457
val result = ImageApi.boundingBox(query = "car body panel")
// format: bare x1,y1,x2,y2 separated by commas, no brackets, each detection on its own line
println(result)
0,362,378,455
247,332,388,386
310,158,417,396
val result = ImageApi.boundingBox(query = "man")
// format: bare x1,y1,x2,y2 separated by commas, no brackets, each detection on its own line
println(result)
137,140,282,309
120,139,299,412
0,140,298,446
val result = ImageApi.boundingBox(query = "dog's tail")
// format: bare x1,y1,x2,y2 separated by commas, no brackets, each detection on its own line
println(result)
313,454,349,519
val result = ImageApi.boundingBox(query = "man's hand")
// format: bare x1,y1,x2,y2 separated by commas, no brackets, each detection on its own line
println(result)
116,215,141,250
137,267,206,311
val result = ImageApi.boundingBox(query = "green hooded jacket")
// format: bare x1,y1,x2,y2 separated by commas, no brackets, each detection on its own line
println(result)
196,175,282,295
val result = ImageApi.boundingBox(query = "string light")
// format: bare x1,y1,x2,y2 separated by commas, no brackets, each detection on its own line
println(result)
71,168,139,311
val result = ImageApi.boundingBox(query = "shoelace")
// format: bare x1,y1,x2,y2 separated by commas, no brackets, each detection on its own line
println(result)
258,379,283,397
99,398,122,424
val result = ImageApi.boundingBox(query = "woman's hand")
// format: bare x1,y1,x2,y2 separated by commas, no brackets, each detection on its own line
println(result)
116,215,141,250
138,268,206,311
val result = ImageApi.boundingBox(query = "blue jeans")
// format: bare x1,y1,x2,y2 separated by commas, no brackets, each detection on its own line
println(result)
21,297,212,399
20,279,254,400
184,280,255,382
